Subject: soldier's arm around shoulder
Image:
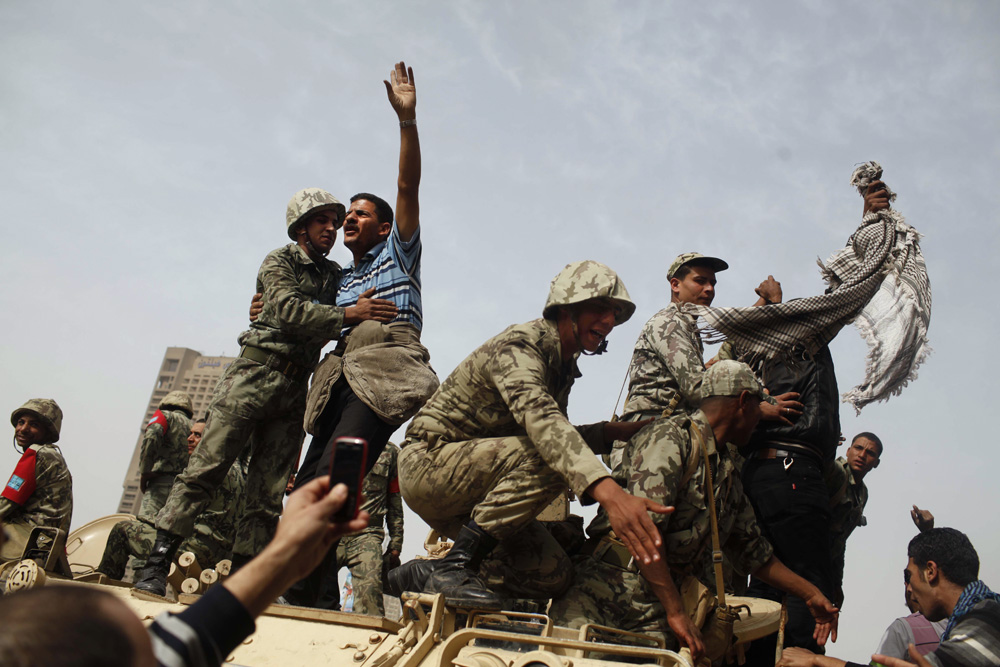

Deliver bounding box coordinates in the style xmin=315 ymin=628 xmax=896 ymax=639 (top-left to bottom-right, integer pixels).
xmin=260 ymin=248 xmax=345 ymax=340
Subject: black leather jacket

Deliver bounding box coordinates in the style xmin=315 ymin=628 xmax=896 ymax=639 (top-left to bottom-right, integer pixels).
xmin=745 ymin=345 xmax=841 ymax=462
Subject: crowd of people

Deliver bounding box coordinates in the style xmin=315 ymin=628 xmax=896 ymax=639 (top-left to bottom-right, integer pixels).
xmin=1 ymin=60 xmax=995 ymax=667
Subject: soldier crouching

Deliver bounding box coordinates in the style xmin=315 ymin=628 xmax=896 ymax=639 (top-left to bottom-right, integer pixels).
xmin=390 ymin=260 xmax=670 ymax=608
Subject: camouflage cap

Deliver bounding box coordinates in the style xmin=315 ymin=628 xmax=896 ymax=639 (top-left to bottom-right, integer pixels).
xmin=11 ymin=398 xmax=63 ymax=443
xmin=667 ymin=252 xmax=729 ymax=279
xmin=159 ymin=390 xmax=193 ymax=417
xmin=286 ymin=188 xmax=346 ymax=241
xmin=543 ymin=260 xmax=636 ymax=325
xmin=702 ymin=360 xmax=766 ymax=400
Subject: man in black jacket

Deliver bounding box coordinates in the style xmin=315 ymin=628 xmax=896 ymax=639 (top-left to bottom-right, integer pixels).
xmin=741 ymin=342 xmax=842 ymax=663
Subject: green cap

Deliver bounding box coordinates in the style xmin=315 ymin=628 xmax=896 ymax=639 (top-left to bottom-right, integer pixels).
xmin=702 ymin=360 xmax=766 ymax=400
xmin=667 ymin=252 xmax=729 ymax=279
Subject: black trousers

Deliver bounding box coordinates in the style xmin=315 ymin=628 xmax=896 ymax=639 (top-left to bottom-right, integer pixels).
xmin=741 ymin=453 xmax=834 ymax=665
xmin=286 ymin=376 xmax=397 ymax=607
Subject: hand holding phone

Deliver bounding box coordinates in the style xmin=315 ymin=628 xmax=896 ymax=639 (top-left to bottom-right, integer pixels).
xmin=328 ymin=437 xmax=368 ymax=522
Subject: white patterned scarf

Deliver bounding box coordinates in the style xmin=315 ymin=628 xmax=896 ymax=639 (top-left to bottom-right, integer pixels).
xmin=695 ymin=162 xmax=932 ymax=413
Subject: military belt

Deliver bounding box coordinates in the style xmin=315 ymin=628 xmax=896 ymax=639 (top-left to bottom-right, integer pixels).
xmin=585 ymin=534 xmax=636 ymax=572
xmin=239 ymin=346 xmax=310 ymax=383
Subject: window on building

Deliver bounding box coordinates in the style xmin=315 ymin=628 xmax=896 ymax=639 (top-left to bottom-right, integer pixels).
xmin=165 ymin=360 xmax=179 ymax=372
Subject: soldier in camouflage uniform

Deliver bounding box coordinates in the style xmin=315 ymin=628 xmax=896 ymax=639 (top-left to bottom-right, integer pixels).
xmin=137 ymin=391 xmax=193 ymax=524
xmin=391 ymin=261 xmax=671 ymax=608
xmin=135 ymin=187 xmax=398 ymax=596
xmin=294 ymin=443 xmax=404 ymax=613
xmin=550 ymin=362 xmax=839 ymax=660
xmin=610 ymin=253 xmax=795 ymax=469
xmin=825 ymin=431 xmax=881 ymax=607
xmin=97 ymin=445 xmax=248 ymax=580
xmin=1 ymin=399 xmax=73 ymax=562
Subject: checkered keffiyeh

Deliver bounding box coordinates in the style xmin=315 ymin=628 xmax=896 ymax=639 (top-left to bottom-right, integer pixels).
xmin=695 ymin=162 xmax=932 ymax=413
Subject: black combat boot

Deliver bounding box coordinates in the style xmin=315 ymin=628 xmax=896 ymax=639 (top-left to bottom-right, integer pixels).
xmin=386 ymin=557 xmax=437 ymax=597
xmin=423 ymin=523 xmax=503 ymax=609
xmin=133 ymin=531 xmax=183 ymax=595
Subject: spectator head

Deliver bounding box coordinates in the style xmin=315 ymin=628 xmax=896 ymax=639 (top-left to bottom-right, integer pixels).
xmin=667 ymin=253 xmax=728 ymax=306
xmin=187 ymin=418 xmax=207 ymax=455
xmin=846 ymin=432 xmax=882 ymax=478
xmin=905 ymin=527 xmax=980 ymax=621
xmin=0 ymin=586 xmax=154 ymax=666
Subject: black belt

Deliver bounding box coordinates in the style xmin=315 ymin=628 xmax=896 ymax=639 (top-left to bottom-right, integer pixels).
xmin=752 ymin=442 xmax=823 ymax=463
xmin=239 ymin=346 xmax=311 ymax=382
xmin=584 ymin=535 xmax=636 ymax=572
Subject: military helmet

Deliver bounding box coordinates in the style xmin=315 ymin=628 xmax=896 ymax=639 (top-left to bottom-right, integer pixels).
xmin=159 ymin=391 xmax=193 ymax=417
xmin=543 ymin=260 xmax=636 ymax=325
xmin=10 ymin=399 xmax=63 ymax=444
xmin=286 ymin=188 xmax=346 ymax=241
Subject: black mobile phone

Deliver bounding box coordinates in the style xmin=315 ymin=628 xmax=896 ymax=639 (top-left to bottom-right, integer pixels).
xmin=328 ymin=437 xmax=368 ymax=521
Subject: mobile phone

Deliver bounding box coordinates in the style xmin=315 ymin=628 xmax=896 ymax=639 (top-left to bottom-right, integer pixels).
xmin=328 ymin=437 xmax=368 ymax=521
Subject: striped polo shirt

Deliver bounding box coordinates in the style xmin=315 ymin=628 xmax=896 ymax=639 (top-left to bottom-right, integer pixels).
xmin=337 ymin=222 xmax=423 ymax=331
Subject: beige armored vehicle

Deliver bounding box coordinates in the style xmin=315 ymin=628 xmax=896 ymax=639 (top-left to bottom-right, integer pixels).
xmin=0 ymin=510 xmax=782 ymax=667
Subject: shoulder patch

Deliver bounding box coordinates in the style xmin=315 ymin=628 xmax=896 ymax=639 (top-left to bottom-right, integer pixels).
xmin=2 ymin=448 xmax=38 ymax=505
xmin=146 ymin=410 xmax=168 ymax=435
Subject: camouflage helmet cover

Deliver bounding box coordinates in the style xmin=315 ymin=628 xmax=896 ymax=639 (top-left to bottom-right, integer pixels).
xmin=286 ymin=188 xmax=346 ymax=241
xmin=543 ymin=260 xmax=636 ymax=325
xmin=159 ymin=391 xmax=193 ymax=417
xmin=10 ymin=398 xmax=63 ymax=443
xmin=702 ymin=360 xmax=767 ymax=400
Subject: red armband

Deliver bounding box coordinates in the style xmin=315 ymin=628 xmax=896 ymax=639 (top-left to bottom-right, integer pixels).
xmin=146 ymin=409 xmax=168 ymax=435
xmin=388 ymin=476 xmax=400 ymax=494
xmin=2 ymin=448 xmax=38 ymax=505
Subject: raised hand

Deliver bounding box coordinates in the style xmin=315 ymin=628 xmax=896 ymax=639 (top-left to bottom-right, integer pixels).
xmin=384 ymin=61 xmax=416 ymax=121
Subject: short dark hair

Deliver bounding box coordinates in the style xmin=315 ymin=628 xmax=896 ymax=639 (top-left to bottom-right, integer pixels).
xmin=852 ymin=431 xmax=883 ymax=456
xmin=0 ymin=587 xmax=136 ymax=666
xmin=908 ymin=527 xmax=979 ymax=587
xmin=672 ymin=259 xmax=717 ymax=282
xmin=195 ymin=418 xmax=207 ymax=425
xmin=351 ymin=193 xmax=394 ymax=225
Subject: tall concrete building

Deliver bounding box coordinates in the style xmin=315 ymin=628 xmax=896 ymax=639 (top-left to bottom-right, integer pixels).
xmin=116 ymin=347 xmax=237 ymax=514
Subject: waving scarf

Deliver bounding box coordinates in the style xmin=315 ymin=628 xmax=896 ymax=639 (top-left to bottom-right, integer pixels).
xmin=696 ymin=162 xmax=932 ymax=413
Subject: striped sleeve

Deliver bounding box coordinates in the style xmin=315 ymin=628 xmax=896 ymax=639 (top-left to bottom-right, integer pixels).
xmin=149 ymin=586 xmax=255 ymax=667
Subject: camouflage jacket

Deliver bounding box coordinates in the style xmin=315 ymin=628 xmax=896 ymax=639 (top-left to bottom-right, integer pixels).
xmin=590 ymin=411 xmax=773 ymax=589
xmin=825 ymin=456 xmax=868 ymax=588
xmin=0 ymin=444 xmax=73 ymax=535
xmin=238 ymin=243 xmax=344 ymax=370
xmin=354 ymin=443 xmax=404 ymax=552
xmin=139 ymin=408 xmax=192 ymax=476
xmin=187 ymin=455 xmax=248 ymax=565
xmin=622 ymin=303 xmax=706 ymax=422
xmin=405 ymin=318 xmax=608 ymax=498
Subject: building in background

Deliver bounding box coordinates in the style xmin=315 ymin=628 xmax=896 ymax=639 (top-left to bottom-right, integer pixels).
xmin=116 ymin=347 xmax=236 ymax=514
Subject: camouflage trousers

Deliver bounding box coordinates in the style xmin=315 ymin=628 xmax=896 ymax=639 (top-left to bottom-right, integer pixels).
xmin=336 ymin=531 xmax=385 ymax=615
xmin=156 ymin=358 xmax=307 ymax=557
xmin=549 ymin=553 xmax=676 ymax=650
xmin=399 ymin=437 xmax=572 ymax=597
xmin=97 ymin=518 xmax=228 ymax=580
xmin=137 ymin=476 xmax=175 ymax=523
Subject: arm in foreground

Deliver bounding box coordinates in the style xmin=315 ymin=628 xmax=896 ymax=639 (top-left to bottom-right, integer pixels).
xmin=636 ymin=547 xmax=705 ymax=663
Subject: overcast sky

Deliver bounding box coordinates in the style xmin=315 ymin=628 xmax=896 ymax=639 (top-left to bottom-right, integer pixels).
xmin=2 ymin=0 xmax=998 ymax=658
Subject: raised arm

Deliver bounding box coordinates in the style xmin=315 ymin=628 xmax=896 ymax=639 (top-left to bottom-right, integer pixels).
xmin=384 ymin=61 xmax=420 ymax=242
